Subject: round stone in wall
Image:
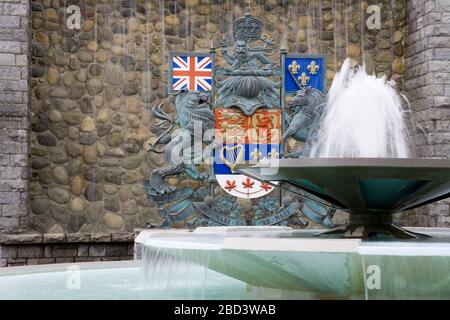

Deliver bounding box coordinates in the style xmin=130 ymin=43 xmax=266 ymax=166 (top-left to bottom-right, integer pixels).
xmin=31 ymin=197 xmax=50 ymax=215
xmin=84 ymin=183 xmax=103 ymax=201
xmin=48 ymin=187 xmax=70 ymax=204
xmin=122 ymin=199 xmax=138 ymax=215
xmin=104 ymin=196 xmax=120 ymax=213
xmin=49 ymin=147 xmax=68 ymax=164
xmin=48 ymin=110 xmax=62 ymax=122
xmin=105 ymin=63 xmax=123 ymax=85
xmin=70 ymin=175 xmax=85 ymax=195
xmin=65 ymin=142 xmax=82 ymax=157
xmin=119 ymin=186 xmax=130 ymax=202
xmin=38 ymin=132 xmax=57 ymax=147
xmin=103 ymin=213 xmax=124 ymax=230
xmin=86 ymin=78 xmax=103 ymax=95
xmin=82 ymin=146 xmax=97 ymax=164
xmin=47 ymin=224 xmax=64 ymax=234
xmin=52 ymin=165 xmax=69 ymax=185
xmin=47 ymin=67 xmax=58 ymax=85
xmin=69 ymin=197 xmax=86 ymax=213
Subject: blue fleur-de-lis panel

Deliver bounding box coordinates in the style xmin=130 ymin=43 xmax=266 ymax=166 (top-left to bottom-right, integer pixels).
xmin=284 ymin=55 xmax=326 ymax=93
xmin=214 ymin=144 xmax=281 ymax=175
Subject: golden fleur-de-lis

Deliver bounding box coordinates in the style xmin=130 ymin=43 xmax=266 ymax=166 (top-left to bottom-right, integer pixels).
xmin=260 ymin=149 xmax=279 ymax=162
xmin=250 ymin=148 xmax=263 ymax=162
xmin=298 ymin=72 xmax=310 ymax=86
xmin=288 ymin=60 xmax=301 ymax=75
xmin=268 ymin=149 xmax=279 ymax=159
xmin=307 ymin=60 xmax=320 ymax=75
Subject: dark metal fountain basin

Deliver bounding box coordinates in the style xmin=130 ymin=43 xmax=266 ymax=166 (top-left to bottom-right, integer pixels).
xmin=240 ymin=158 xmax=450 ymax=239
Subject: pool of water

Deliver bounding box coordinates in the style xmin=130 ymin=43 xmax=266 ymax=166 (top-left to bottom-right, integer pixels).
xmin=0 ymin=261 xmax=252 ymax=300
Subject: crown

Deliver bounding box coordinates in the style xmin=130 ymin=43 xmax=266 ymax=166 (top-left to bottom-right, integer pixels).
xmin=233 ymin=10 xmax=263 ymax=41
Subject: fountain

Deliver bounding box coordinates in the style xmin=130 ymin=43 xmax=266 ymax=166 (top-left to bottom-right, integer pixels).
xmin=239 ymin=58 xmax=450 ymax=239
xmin=136 ymin=57 xmax=450 ymax=299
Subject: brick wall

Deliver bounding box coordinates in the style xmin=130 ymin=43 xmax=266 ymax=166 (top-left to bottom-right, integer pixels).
xmin=0 ymin=232 xmax=134 ymax=267
xmin=401 ymin=0 xmax=450 ymax=227
xmin=0 ymin=0 xmax=30 ymax=232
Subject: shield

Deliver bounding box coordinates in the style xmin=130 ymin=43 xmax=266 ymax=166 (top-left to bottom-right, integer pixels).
xmin=214 ymin=108 xmax=281 ymax=199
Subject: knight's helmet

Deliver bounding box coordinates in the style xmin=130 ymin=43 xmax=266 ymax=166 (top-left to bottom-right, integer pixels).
xmin=232 ymin=9 xmax=263 ymax=42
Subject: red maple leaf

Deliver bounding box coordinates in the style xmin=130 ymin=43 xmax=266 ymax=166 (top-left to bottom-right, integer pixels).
xmin=242 ymin=177 xmax=255 ymax=189
xmin=225 ymin=180 xmax=237 ymax=191
xmin=260 ymin=183 xmax=272 ymax=191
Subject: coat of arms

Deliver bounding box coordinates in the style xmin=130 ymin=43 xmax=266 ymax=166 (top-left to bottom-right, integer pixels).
xmin=144 ymin=9 xmax=336 ymax=229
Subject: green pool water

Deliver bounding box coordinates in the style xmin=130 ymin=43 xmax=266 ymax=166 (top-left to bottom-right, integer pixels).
xmin=0 ymin=261 xmax=252 ymax=300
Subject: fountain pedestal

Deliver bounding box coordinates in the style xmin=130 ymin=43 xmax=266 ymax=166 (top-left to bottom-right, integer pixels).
xmin=240 ymin=158 xmax=450 ymax=239
xmin=320 ymin=214 xmax=429 ymax=239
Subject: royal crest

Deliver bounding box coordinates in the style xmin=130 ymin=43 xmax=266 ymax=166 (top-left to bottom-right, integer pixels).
xmin=233 ymin=10 xmax=263 ymax=42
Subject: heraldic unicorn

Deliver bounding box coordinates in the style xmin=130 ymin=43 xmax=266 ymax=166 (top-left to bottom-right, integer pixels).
xmin=143 ymin=9 xmax=336 ymax=228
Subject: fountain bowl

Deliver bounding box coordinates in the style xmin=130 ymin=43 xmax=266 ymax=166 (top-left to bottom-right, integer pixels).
xmin=240 ymin=158 xmax=450 ymax=238
xmin=136 ymin=226 xmax=450 ymax=299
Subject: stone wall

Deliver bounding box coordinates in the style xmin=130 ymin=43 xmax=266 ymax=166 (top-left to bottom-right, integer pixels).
xmin=399 ymin=0 xmax=450 ymax=227
xmin=0 ymin=232 xmax=134 ymax=266
xmin=28 ymin=0 xmax=408 ymax=233
xmin=1 ymin=0 xmax=448 ymax=233
xmin=0 ymin=0 xmax=30 ymax=233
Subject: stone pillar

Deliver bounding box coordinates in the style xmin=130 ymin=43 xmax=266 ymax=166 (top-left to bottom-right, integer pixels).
xmin=0 ymin=0 xmax=30 ymax=232
xmin=404 ymin=0 xmax=450 ymax=226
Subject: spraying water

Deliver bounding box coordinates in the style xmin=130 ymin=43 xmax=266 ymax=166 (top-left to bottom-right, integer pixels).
xmin=310 ymin=58 xmax=411 ymax=158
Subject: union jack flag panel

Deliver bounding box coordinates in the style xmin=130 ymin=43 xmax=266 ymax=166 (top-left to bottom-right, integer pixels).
xmin=169 ymin=53 xmax=212 ymax=93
